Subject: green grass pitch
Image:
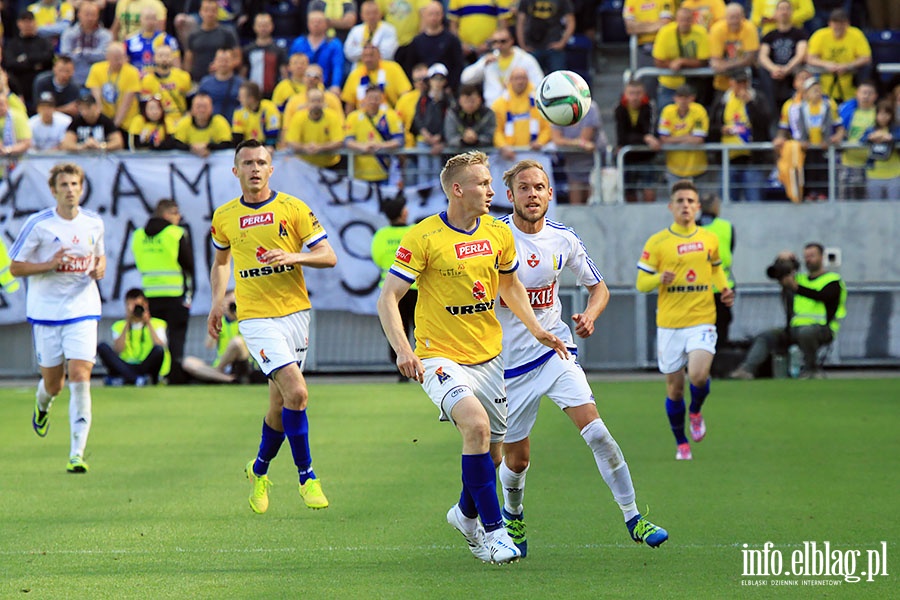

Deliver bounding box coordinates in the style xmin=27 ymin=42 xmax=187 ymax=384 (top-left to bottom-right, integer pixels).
xmin=1 ymin=377 xmax=897 ymax=599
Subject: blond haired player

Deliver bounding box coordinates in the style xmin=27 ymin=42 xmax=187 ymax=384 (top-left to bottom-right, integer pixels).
xmin=376 ymin=151 xmax=566 ymax=564
xmin=208 ymin=139 xmax=337 ymax=513
xmin=10 ymin=163 xmax=106 ymax=473
xmin=636 ymin=180 xmax=734 ymax=461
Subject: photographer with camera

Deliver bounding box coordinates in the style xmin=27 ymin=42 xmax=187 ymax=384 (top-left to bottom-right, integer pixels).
xmin=183 ymin=290 xmax=252 ymax=383
xmin=97 ymin=288 xmax=170 ymax=386
xmin=730 ymin=243 xmax=847 ymax=380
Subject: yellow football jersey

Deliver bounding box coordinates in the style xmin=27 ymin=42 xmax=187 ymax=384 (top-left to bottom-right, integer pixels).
xmin=658 ymin=102 xmax=709 ymax=177
xmin=284 ymin=107 xmax=344 ymax=167
xmin=210 ymin=191 xmax=327 ymax=320
xmin=637 ymin=225 xmax=721 ymax=329
xmin=389 ymin=212 xmax=518 ymax=365
xmin=232 ymin=99 xmax=282 ymax=143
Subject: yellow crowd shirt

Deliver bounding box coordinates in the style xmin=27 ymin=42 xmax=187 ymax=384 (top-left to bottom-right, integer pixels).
xmin=232 ymin=99 xmax=282 ymax=143
xmin=802 ymin=98 xmax=841 ymax=146
xmin=114 ymin=0 xmax=167 ymax=40
xmin=679 ymin=0 xmax=725 ymax=30
xmin=284 ymin=107 xmax=344 ymax=167
xmin=393 ymin=88 xmax=421 ymax=147
xmin=448 ymin=0 xmax=514 ymax=47
xmin=751 ymin=0 xmax=814 ymax=35
xmin=127 ymin=114 xmax=177 ymax=145
xmin=341 ymin=60 xmax=412 ymax=109
xmin=28 ymin=1 xmax=74 ymax=29
xmin=622 ymin=0 xmax=674 ymax=45
xmin=344 ymin=107 xmax=404 ymax=181
xmin=652 ymin=22 xmax=711 ymax=90
xmin=709 ymin=19 xmax=760 ymax=91
xmin=173 ymin=115 xmax=233 ymax=145
xmin=377 ymin=0 xmax=430 ymax=46
xmin=491 ymin=85 xmax=551 ymax=147
xmin=807 ymin=26 xmax=871 ymax=102
xmin=721 ymin=92 xmax=751 ymax=159
xmin=282 ymin=87 xmax=343 ymax=131
xmin=141 ymin=68 xmax=192 ymax=119
xmin=271 ymin=79 xmax=305 ymax=112
xmin=638 ymin=223 xmax=722 ymax=328
xmin=210 ymin=191 xmax=327 ymax=320
xmin=657 ymin=102 xmax=709 ymax=177
xmin=389 ymin=212 xmax=518 ymax=364
xmin=85 ymin=61 xmax=142 ymax=129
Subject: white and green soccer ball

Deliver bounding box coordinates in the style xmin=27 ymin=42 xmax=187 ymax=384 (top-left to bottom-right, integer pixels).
xmin=535 ymin=70 xmax=592 ymax=127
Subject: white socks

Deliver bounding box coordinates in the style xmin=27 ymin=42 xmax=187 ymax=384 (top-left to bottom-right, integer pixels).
xmin=499 ymin=460 xmax=528 ymax=515
xmin=36 ymin=379 xmax=54 ymax=412
xmin=68 ymin=381 xmax=92 ymax=458
xmin=580 ymin=418 xmax=639 ymax=522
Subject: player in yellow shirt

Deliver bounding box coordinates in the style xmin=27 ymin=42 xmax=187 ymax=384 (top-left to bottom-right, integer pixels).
xmin=283 ymin=88 xmax=345 ymax=168
xmin=636 ymin=180 xmax=733 ymax=461
xmin=280 ymin=64 xmax=343 ymax=135
xmin=708 ymin=3 xmax=759 ymax=93
xmin=85 ymin=43 xmax=142 ymax=130
xmin=344 ymin=85 xmax=404 ymax=183
xmin=140 ymin=46 xmax=192 ymax=120
xmin=209 ymin=139 xmax=338 ymax=514
xmin=652 ymin=7 xmax=710 ymax=108
xmin=376 ymin=150 xmax=565 ymax=563
xmin=806 ymin=9 xmax=872 ymax=104
xmin=271 ymin=53 xmax=309 ymax=112
xmin=752 ymin=0 xmax=813 ymax=35
xmin=679 ymin=0 xmax=725 ymax=30
xmin=657 ymin=85 xmax=709 ymax=189
xmin=232 ymin=81 xmax=281 ymax=146
xmin=341 ymin=44 xmax=412 ymax=112
xmin=492 ymin=67 xmax=551 ymax=161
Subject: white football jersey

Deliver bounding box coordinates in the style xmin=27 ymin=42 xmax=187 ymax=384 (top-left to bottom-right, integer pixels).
xmin=9 ymin=207 xmax=105 ymax=324
xmin=497 ymin=215 xmax=603 ymax=375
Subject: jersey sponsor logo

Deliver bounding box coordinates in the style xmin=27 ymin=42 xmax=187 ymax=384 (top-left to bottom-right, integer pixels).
xmin=454 ymin=239 xmax=493 ymax=260
xmin=445 ymin=300 xmax=495 ymax=315
xmin=238 ymin=264 xmax=296 ymax=278
xmin=395 ymin=246 xmax=412 ymax=263
xmin=686 ymin=269 xmax=697 ymax=282
xmin=677 ymin=241 xmax=705 ymax=255
xmin=279 ymin=220 xmax=289 ymax=237
xmin=498 ymin=284 xmax=555 ymax=309
xmin=309 ymin=211 xmax=320 ymax=229
xmin=435 ymin=366 xmax=451 ymax=384
xmin=210 ymin=225 xmax=216 ymax=236
xmin=493 ymin=396 xmax=507 ymax=404
xmin=472 ymin=280 xmax=486 ymax=300
xmin=56 ymin=255 xmax=93 ymax=273
xmin=641 ymin=250 xmax=650 ymax=260
xmin=665 ymin=284 xmax=709 ymax=293
xmin=527 ymin=253 xmax=540 ymax=268
xmin=72 ymin=235 xmax=80 ymax=244
xmin=240 ymin=212 xmax=275 ymax=229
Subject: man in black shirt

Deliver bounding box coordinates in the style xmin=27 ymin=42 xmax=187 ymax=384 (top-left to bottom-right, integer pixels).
xmin=32 ymin=55 xmax=81 ymax=117
xmin=4 ymin=10 xmax=54 ymax=109
xmin=759 ymin=0 xmax=809 ymax=119
xmin=184 ymin=0 xmax=239 ymax=82
xmin=61 ymin=93 xmax=124 ymax=151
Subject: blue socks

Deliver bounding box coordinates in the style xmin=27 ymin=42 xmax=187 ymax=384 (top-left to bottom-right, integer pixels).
xmin=461 ymin=452 xmax=503 ymax=532
xmin=665 ymin=398 xmax=688 ymax=445
xmin=283 ymin=407 xmax=315 ymax=484
xmin=689 ymin=379 xmax=710 ymax=415
xmin=458 ymin=485 xmax=478 ymax=520
xmin=253 ymin=419 xmax=285 ymax=476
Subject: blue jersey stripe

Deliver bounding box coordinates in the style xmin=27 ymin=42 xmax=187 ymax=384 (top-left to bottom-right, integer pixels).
xmin=9 ymin=209 xmax=55 ymax=258
xmin=451 ymin=5 xmax=501 ymax=17
xmin=29 ymin=315 xmax=101 ymax=326
xmin=504 ymin=347 xmax=578 ymax=378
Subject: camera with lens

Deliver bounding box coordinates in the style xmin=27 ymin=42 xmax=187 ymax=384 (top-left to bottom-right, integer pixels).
xmin=132 ymin=304 xmax=145 ymax=318
xmin=766 ymin=256 xmax=800 ymax=280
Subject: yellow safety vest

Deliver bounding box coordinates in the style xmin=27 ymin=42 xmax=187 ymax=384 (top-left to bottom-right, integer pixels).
xmin=111 ymin=317 xmax=172 ymax=376
xmin=131 ymin=225 xmax=185 ymax=298
xmin=701 ymin=217 xmax=734 ymax=290
xmin=791 ymin=272 xmax=847 ymax=335
xmin=0 ymin=238 xmax=20 ymax=293
xmin=371 ymin=224 xmax=415 ymax=289
xmin=213 ymin=316 xmax=240 ymax=368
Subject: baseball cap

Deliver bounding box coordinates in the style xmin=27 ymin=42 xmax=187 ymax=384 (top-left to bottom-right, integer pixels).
xmin=37 ymin=91 xmax=56 ymax=106
xmin=427 ymin=63 xmax=449 ymax=79
xmin=78 ymin=91 xmax=97 ymax=104
xmin=802 ymin=77 xmax=820 ymax=92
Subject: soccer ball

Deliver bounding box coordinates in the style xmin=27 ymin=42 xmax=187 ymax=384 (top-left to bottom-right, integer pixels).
xmin=535 ymin=70 xmax=592 ymax=127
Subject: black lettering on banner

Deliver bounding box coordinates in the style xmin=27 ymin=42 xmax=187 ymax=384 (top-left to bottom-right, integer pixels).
xmin=338 ymin=219 xmax=380 ymax=296
xmin=0 ymin=169 xmax=34 ymax=220
xmin=111 ymin=162 xmax=151 ymax=216
xmin=112 ymin=220 xmax=140 ymax=302
xmin=169 ymin=161 xmax=214 ymax=220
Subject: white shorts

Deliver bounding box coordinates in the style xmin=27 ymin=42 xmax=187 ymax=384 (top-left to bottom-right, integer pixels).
xmin=32 ymin=319 xmax=98 ymax=368
xmin=657 ymin=324 xmax=717 ymax=374
xmin=420 ymin=356 xmax=507 ymax=443
xmin=238 ymin=310 xmax=310 ymax=377
xmin=505 ymin=353 xmax=594 ymax=444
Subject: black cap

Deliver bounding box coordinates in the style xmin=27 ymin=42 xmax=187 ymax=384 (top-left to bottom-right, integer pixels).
xmin=37 ymin=91 xmax=56 ymax=106
xmin=728 ymin=68 xmax=750 ymax=82
xmin=78 ymin=91 xmax=97 ymax=104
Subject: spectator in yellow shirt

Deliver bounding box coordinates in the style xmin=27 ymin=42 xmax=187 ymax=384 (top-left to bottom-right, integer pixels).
xmin=394 ymin=63 xmax=430 ymax=148
xmin=85 ymin=42 xmax=142 ymax=131
xmin=344 ymin=85 xmax=404 ymax=183
xmin=657 ymin=84 xmax=709 ymax=190
xmin=751 ymin=0 xmax=813 ymax=36
xmin=806 ymin=9 xmax=871 ymax=105
xmin=623 ymin=0 xmax=673 ymax=101
xmin=173 ymin=92 xmax=233 ymax=157
xmin=652 ymin=7 xmax=711 ymax=110
xmin=140 ymin=45 xmax=192 ymax=121
xmin=341 ymin=44 xmax=412 ymax=113
xmin=679 ymin=0 xmax=726 ymax=30
xmin=271 ymin=52 xmax=309 ymax=112
xmin=283 ymin=88 xmax=345 ymax=168
xmin=492 ymin=67 xmax=551 ymax=161
xmin=708 ymin=3 xmax=759 ymax=96
xmin=232 ymin=81 xmax=281 ymax=147
xmin=281 ymin=64 xmax=344 ymax=136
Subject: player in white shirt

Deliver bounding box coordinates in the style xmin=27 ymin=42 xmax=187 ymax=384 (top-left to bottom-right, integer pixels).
xmin=495 ymin=159 xmax=668 ymax=556
xmin=9 ymin=163 xmax=106 ymax=474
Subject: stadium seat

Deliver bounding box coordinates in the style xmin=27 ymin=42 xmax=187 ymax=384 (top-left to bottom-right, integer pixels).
xmin=598 ymin=0 xmax=628 ymax=44
xmin=566 ymin=34 xmax=594 ymax=85
xmin=866 ymin=30 xmax=900 ymax=84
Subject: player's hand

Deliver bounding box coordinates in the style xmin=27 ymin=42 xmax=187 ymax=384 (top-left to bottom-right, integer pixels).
xmin=47 ymin=248 xmax=68 ymax=271
xmin=207 ymin=308 xmax=224 ymax=340
xmin=659 ymin=270 xmax=676 ymax=285
xmin=572 ymin=313 xmax=595 ymax=338
xmin=537 ymin=330 xmax=569 ymax=360
xmin=721 ymin=287 xmax=735 ymax=307
xmin=260 ymin=248 xmax=297 ymax=266
xmin=396 ymin=350 xmax=424 ymax=383
xmin=88 ymin=258 xmax=105 ymax=280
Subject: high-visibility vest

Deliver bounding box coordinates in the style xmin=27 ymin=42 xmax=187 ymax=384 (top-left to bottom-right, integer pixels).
xmin=791 ymin=272 xmax=847 ymax=335
xmin=111 ymin=317 xmax=172 ymax=376
xmin=0 ymin=238 xmax=20 ymax=293
xmin=213 ymin=316 xmax=240 ymax=368
xmin=701 ymin=217 xmax=734 ymax=290
xmin=131 ymin=225 xmax=185 ymax=298
xmin=370 ymin=223 xmax=416 ymax=289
